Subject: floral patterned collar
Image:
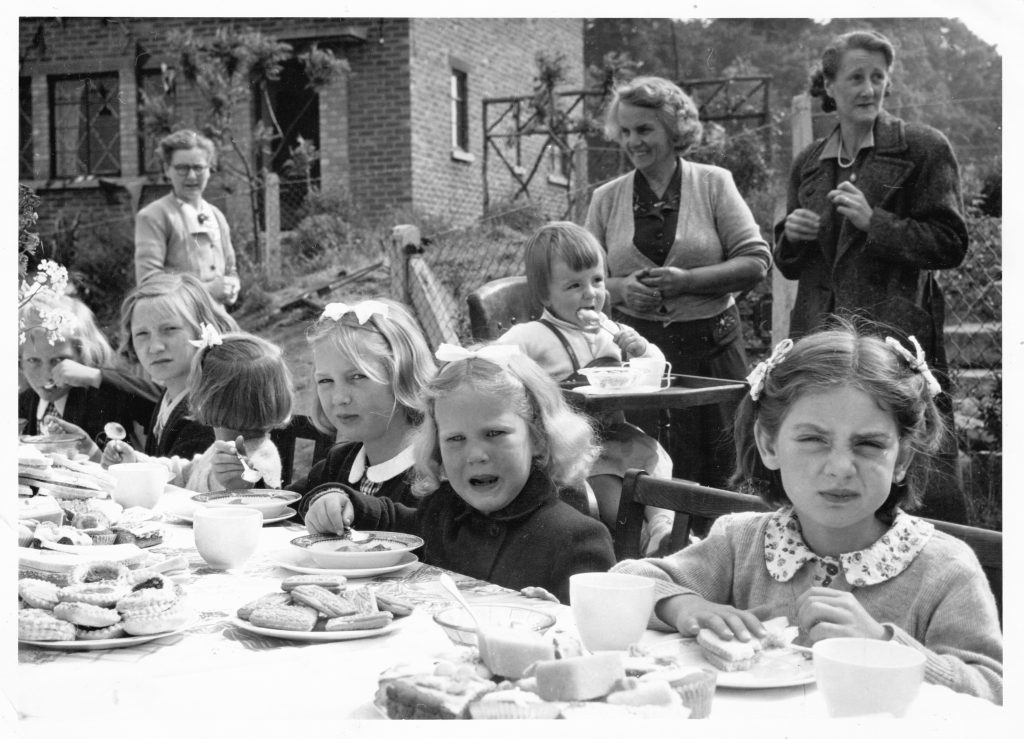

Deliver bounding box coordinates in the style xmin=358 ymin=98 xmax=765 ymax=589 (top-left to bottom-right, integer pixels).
xmin=764 ymin=507 xmax=934 ymax=587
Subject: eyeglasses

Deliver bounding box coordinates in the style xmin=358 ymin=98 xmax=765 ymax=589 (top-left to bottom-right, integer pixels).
xmin=171 ymin=164 xmax=209 ymax=176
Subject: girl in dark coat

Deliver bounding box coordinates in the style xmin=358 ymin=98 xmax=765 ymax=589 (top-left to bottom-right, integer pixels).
xmin=302 ymin=344 xmax=615 ymax=604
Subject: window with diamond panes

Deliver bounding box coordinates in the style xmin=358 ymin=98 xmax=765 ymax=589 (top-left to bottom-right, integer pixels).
xmin=20 ymin=77 xmax=33 ymax=180
xmin=50 ymin=74 xmax=121 ymax=177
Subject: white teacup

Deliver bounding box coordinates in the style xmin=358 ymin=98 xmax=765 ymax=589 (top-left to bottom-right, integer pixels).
xmin=814 ymin=637 xmax=926 ymax=717
xmin=569 ymin=572 xmax=655 ymax=651
xmin=108 ymin=462 xmax=167 ymax=509
xmin=628 ymin=357 xmax=672 ymax=390
xmin=193 ymin=507 xmax=263 ymax=570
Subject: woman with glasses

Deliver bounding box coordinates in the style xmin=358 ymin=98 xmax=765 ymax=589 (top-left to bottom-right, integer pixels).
xmin=134 ymin=129 xmax=240 ymax=306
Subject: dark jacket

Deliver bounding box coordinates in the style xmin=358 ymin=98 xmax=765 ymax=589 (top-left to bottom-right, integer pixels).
xmin=19 ymin=369 xmax=159 ymax=445
xmin=774 ymin=112 xmax=968 ymax=371
xmin=144 ymin=394 xmax=213 ymax=460
xmin=337 ymin=467 xmax=615 ymax=603
xmin=291 ymin=441 xmax=419 ymax=518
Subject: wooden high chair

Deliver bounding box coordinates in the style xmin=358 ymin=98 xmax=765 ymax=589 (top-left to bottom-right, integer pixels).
xmin=466 ymin=276 xmax=543 ymax=341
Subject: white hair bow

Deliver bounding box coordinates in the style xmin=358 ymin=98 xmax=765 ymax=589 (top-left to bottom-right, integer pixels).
xmin=435 ymin=343 xmax=521 ymax=367
xmin=885 ymin=336 xmax=942 ymax=397
xmin=321 ymin=300 xmax=390 ymax=324
xmin=188 ymin=322 xmax=223 ymax=349
xmin=745 ymin=338 xmax=794 ymax=401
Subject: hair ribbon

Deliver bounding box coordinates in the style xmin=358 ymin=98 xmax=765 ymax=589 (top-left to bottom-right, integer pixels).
xmin=188 ymin=322 xmax=223 ymax=349
xmin=321 ymin=300 xmax=390 ymax=324
xmin=885 ymin=336 xmax=941 ymax=397
xmin=745 ymin=338 xmax=794 ymax=401
xmin=435 ymin=343 xmax=521 ymax=367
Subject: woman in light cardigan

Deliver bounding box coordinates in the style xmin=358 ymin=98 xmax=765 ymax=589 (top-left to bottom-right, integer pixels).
xmin=585 ymin=76 xmax=771 ymax=488
xmin=134 ymin=129 xmax=239 ymax=306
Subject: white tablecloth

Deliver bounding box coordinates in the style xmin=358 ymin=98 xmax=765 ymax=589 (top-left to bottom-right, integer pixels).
xmin=11 ymin=489 xmax=1003 ymax=730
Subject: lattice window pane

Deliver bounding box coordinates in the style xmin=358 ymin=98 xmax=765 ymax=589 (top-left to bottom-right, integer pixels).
xmin=51 ymin=74 xmax=120 ymax=177
xmin=20 ymin=77 xmax=33 ymax=180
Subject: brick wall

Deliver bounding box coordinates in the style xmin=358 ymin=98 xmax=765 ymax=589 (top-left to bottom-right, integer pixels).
xmin=408 ymin=18 xmax=584 ymax=228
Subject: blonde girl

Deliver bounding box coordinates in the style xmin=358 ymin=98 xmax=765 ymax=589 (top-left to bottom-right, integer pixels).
xmin=307 ymin=344 xmax=616 ymax=604
xmin=102 ymin=272 xmax=238 ymax=463
xmin=612 ymin=323 xmax=1002 ymax=702
xmin=110 ymin=330 xmax=293 ymax=492
xmin=19 ymin=292 xmax=158 ymax=456
xmin=289 ymin=298 xmax=437 ymax=528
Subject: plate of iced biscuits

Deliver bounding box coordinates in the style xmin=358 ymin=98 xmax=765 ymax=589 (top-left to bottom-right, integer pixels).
xmin=231 ymin=574 xmax=414 ymax=642
xmin=18 ymin=562 xmax=190 ymax=651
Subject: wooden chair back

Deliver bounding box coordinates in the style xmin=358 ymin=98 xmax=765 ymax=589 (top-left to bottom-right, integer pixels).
xmin=466 ymin=276 xmax=543 ymax=341
xmin=270 ymin=414 xmax=336 ymax=487
xmin=614 ymin=469 xmax=1003 ymax=622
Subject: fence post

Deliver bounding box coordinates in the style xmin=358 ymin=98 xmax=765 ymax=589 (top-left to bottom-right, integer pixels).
xmin=771 ymin=94 xmax=810 ymax=344
xmin=389 ymin=224 xmax=419 ymax=304
xmin=264 ymin=173 xmax=281 ymax=274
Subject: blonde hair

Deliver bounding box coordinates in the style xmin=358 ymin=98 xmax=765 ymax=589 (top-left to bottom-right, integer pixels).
xmin=603 ymin=76 xmax=703 ymax=154
xmin=524 ymin=221 xmax=606 ymax=306
xmin=412 ymin=348 xmax=599 ymax=496
xmin=119 ymin=272 xmax=238 ymax=364
xmin=20 ymin=292 xmax=115 ymax=368
xmin=305 ymin=298 xmax=436 ymax=436
xmin=188 ymin=332 xmax=293 ymax=436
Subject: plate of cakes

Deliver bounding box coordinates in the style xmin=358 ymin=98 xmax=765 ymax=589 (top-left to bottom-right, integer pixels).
xmin=231 ymin=575 xmax=415 ymax=642
xmin=18 ymin=562 xmax=190 ymax=650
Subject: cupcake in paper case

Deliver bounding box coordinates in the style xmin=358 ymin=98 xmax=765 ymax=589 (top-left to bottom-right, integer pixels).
xmin=641 ymin=667 xmax=717 ymax=719
xmin=468 ymin=688 xmax=564 ymax=720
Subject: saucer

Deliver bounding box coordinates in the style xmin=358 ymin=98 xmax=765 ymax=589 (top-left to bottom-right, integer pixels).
xmin=165 ymin=507 xmax=297 ymax=526
xmin=269 ymin=547 xmax=418 ymax=578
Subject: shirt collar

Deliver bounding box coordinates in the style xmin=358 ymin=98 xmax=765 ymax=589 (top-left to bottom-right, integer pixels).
xmin=763 ymin=507 xmax=934 ymax=587
xmin=819 ymin=126 xmax=876 ymax=162
xmin=348 ymin=444 xmax=416 ymax=484
xmin=37 ymin=394 xmax=68 ymax=420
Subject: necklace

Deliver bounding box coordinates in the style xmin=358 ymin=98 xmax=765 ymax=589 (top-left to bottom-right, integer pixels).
xmin=837 ymin=132 xmax=857 ymax=169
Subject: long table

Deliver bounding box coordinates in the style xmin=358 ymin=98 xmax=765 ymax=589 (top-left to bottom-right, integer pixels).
xmin=12 ymin=492 xmax=1003 ymax=729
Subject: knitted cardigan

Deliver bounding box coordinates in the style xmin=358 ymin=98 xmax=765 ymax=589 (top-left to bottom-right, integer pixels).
xmin=612 ymin=511 xmax=1002 ymax=703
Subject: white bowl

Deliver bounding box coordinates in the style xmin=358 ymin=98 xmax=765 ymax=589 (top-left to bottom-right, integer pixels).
xmin=577 ymin=366 xmax=640 ymax=391
xmin=813 ymin=637 xmax=926 ymax=717
xmin=192 ymin=489 xmax=301 ymax=518
xmin=290 ymin=531 xmax=423 ymax=569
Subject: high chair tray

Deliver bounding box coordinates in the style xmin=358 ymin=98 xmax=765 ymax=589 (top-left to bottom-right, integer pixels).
xmin=562 ymin=374 xmax=746 ymax=413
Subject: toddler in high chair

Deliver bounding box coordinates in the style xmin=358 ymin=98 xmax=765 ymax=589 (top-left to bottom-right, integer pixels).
xmin=496 ymin=221 xmax=674 ymax=553
xmin=103 ymin=328 xmax=293 ymax=493
xmin=612 ymin=321 xmax=1002 ymax=703
xmin=302 ymin=344 xmax=615 ymax=604
xmin=284 ymin=298 xmax=437 ymax=520
xmin=19 ymin=291 xmax=160 ymax=459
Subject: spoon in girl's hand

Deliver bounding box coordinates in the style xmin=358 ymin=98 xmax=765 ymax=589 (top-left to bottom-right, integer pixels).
xmin=232 ymin=438 xmax=262 ymax=484
xmin=576 ymin=308 xmax=618 ymax=336
xmin=103 ymin=422 xmax=127 ymax=442
xmin=439 ymin=572 xmax=483 ymax=633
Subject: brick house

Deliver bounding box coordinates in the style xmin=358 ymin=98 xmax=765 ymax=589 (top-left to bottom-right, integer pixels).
xmin=18 ymin=17 xmax=585 ymax=261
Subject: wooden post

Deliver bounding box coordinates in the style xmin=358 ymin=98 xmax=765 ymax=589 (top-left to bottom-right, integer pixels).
xmin=264 ymin=173 xmax=281 ymax=274
xmin=771 ymin=94 xmax=811 ymax=344
xmin=389 ymin=224 xmax=420 ymax=304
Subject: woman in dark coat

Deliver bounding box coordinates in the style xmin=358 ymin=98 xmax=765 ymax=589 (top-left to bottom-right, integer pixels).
xmin=776 ymin=29 xmax=969 ymax=522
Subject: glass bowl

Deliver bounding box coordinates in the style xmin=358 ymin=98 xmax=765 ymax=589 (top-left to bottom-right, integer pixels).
xmin=577 ymin=366 xmax=640 ymax=391
xmin=432 ymin=603 xmax=557 ymax=647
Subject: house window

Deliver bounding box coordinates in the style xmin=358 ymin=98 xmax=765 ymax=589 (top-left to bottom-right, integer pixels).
xmin=450 ymin=68 xmax=469 ymax=154
xmin=20 ymin=77 xmax=33 ymax=180
xmin=50 ymin=73 xmax=121 ymax=177
xmin=138 ymin=68 xmax=175 ymax=174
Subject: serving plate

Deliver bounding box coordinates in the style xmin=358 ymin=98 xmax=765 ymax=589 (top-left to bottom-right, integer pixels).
xmin=269 ymin=547 xmax=418 ymax=578
xmin=290 ymin=531 xmax=423 ymax=569
xmin=231 ymin=617 xmax=398 ymax=642
xmin=165 ymin=506 xmax=297 ymax=526
xmin=192 ymin=489 xmax=301 ymax=517
xmin=651 ymin=637 xmax=815 ymax=689
xmin=19 ymin=625 xmax=188 ymax=651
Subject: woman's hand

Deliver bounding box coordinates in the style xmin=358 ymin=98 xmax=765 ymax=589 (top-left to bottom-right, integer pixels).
xmin=102 ymin=439 xmax=136 ymax=468
xmin=51 ymin=360 xmax=102 ymax=389
xmin=619 ymin=270 xmax=662 ymax=314
xmin=796 ymin=587 xmax=887 ymax=642
xmin=784 ymin=208 xmax=822 ymax=242
xmin=638 ymin=266 xmax=690 ymax=300
xmin=614 ymin=325 xmax=649 ymax=358
xmin=828 ymin=181 xmax=872 ymax=232
xmin=46 ymin=418 xmax=101 ymax=461
xmin=305 ymin=490 xmax=355 ymax=536
xmin=659 ymin=593 xmax=767 ymax=642
xmin=211 ymin=437 xmax=250 ymax=490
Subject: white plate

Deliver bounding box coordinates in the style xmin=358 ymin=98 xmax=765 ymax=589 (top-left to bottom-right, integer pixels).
xmin=269 ymin=547 xmax=418 ymax=578
xmin=19 ymin=625 xmax=187 ymax=651
xmin=651 ymin=637 xmax=815 ymax=689
xmin=231 ymin=617 xmax=398 ymax=642
xmin=165 ymin=506 xmax=297 ymax=526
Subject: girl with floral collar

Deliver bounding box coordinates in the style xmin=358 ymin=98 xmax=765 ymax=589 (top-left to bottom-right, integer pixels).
xmin=612 ymin=322 xmax=1002 ymax=703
